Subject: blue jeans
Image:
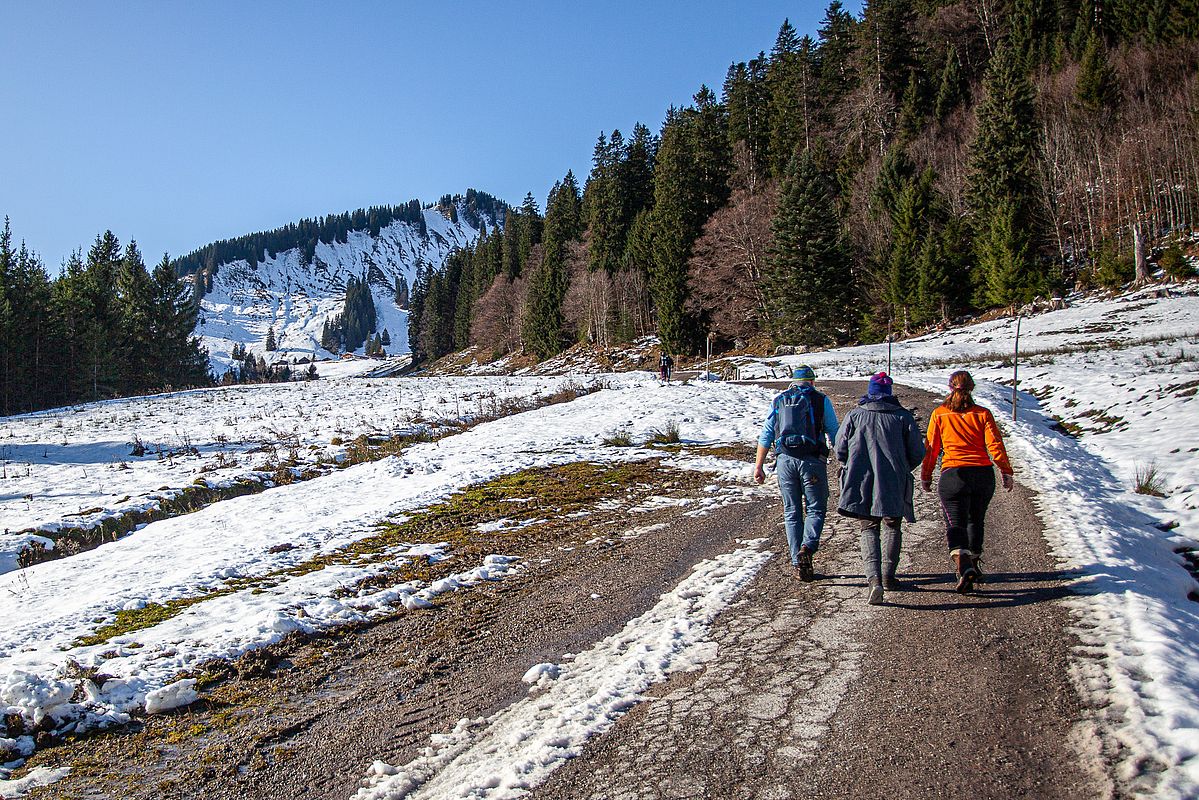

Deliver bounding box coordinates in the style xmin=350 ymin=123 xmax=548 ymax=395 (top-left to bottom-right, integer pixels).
xmin=776 ymin=454 xmax=828 ymax=564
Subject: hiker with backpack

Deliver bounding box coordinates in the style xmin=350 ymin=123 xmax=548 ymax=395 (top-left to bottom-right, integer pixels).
xmin=753 ymin=365 xmax=839 ymax=581
xmin=834 ymin=372 xmax=925 ymax=605
xmin=920 ymin=370 xmax=1014 ymax=593
xmin=659 ymin=352 xmax=674 ymax=383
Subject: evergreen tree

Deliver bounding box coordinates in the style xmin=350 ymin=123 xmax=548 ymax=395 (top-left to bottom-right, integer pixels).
xmin=967 ymin=42 xmax=1044 ymax=305
xmin=523 ymin=173 xmax=582 ymax=359
xmin=0 ymin=218 xmax=16 ymax=414
xmin=895 ymin=70 xmax=928 ymax=140
xmin=859 ymin=0 xmax=920 ymax=106
xmin=407 ymin=264 xmax=428 ymax=361
xmin=872 ymin=145 xmax=916 ymax=223
xmin=768 ymin=22 xmax=820 ymax=175
xmin=623 ymin=208 xmax=655 ymax=276
xmin=517 ymin=192 xmax=543 ymax=269
xmin=116 ymin=240 xmax=155 ymax=394
xmin=766 ymin=149 xmax=853 ymax=346
xmin=265 ymin=325 xmax=277 ymax=351
xmin=451 ymin=249 xmax=476 ymax=349
xmin=1075 ymin=30 xmax=1120 ymax=114
xmin=934 ymin=46 xmax=964 ymax=121
xmin=394 ymin=274 xmax=409 ymax=308
xmin=417 ymin=270 xmax=452 ymax=359
xmin=622 ymin=124 xmax=658 ymax=220
xmin=724 ymin=57 xmax=771 ymax=185
xmin=586 ymin=131 xmax=625 ymax=273
xmin=501 ymin=209 xmax=522 ymax=278
xmin=646 ymin=90 xmax=732 ymax=352
xmin=817 ymin=1 xmax=859 ymax=105
xmin=22 ymin=247 xmax=60 ymax=410
xmin=977 ymin=198 xmax=1038 ymax=307
xmin=917 ymin=216 xmax=971 ymax=322
xmin=82 ymin=231 xmax=124 ymax=398
xmin=884 ymin=169 xmax=937 ymax=327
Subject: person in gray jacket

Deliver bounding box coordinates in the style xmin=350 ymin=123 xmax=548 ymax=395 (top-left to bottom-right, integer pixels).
xmin=834 ymin=372 xmax=926 ymax=604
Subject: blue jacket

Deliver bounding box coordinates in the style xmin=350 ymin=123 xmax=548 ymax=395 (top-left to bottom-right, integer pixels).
xmin=759 ymin=384 xmax=839 ymax=456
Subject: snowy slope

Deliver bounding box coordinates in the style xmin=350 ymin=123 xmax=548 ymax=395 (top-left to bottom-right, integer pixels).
xmin=3 ymin=286 xmax=1199 ymax=798
xmin=196 ymin=200 xmax=497 ymax=376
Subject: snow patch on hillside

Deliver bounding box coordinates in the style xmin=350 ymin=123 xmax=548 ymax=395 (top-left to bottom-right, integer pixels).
xmin=196 ymin=202 xmax=495 ymax=376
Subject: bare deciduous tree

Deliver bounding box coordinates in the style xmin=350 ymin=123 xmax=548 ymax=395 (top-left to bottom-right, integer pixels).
xmin=686 ymin=185 xmax=778 ymax=343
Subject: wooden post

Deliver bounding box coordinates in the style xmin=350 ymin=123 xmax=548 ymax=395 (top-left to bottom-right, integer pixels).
xmin=1012 ymin=314 xmax=1022 ymax=421
xmin=706 ymin=332 xmax=713 ymax=382
xmin=886 ymin=318 xmax=893 ymax=375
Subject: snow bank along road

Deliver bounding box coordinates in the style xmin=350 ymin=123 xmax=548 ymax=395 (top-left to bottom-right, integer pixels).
xmin=6 ymin=381 xmax=1139 ymax=799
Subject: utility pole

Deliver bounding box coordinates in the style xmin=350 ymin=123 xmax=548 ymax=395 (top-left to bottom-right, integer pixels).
xmin=1012 ymin=315 xmax=1022 ymax=421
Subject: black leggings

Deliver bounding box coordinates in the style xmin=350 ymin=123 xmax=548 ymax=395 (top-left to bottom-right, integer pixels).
xmin=938 ymin=466 xmax=996 ymax=554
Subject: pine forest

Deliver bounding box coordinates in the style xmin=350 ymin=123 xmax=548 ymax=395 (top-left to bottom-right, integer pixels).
xmin=0 ymin=222 xmax=210 ymax=416
xmin=409 ymin=0 xmax=1199 ymax=365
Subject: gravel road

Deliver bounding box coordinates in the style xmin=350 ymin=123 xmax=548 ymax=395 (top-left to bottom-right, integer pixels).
xmin=26 ymin=381 xmax=1110 ymax=800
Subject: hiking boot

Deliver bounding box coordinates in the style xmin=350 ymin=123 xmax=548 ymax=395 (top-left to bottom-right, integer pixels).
xmin=971 ymin=554 xmax=984 ymax=585
xmin=867 ymin=578 xmax=884 ymax=605
xmin=952 ymin=550 xmax=978 ymax=594
xmin=797 ymin=546 xmax=814 ymax=582
xmin=882 ymin=574 xmax=904 ymax=591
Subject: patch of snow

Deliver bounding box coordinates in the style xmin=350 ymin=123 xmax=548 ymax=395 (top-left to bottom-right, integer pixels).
xmin=354 ymin=540 xmax=771 ymax=800
xmin=0 ymin=766 xmax=71 ymax=797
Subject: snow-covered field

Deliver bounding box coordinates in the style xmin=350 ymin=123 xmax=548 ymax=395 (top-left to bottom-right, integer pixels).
xmin=0 ymin=369 xmax=606 ymax=573
xmin=0 ymin=370 xmax=772 ymax=795
xmin=2 ymin=285 xmax=1198 ymax=798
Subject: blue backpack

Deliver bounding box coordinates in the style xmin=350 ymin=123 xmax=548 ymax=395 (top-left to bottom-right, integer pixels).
xmin=773 ymin=386 xmax=828 ymax=458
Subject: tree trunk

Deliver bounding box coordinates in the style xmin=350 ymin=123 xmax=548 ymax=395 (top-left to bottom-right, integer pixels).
xmin=1133 ymin=221 xmax=1149 ymax=285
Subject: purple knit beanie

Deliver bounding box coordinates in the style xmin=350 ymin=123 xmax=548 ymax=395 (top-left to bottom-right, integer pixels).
xmin=868 ymin=371 xmax=893 ymax=395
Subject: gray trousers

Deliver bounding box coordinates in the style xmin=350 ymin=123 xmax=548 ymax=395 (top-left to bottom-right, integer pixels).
xmin=858 ymin=517 xmax=902 ymax=584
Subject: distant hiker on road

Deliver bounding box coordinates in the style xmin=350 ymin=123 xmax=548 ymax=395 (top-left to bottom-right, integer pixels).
xmin=920 ymin=370 xmax=1014 ymax=593
xmin=834 ymin=372 xmax=925 ymax=605
xmin=754 ymin=365 xmax=839 ymax=581
xmin=659 ymin=352 xmax=674 ymax=383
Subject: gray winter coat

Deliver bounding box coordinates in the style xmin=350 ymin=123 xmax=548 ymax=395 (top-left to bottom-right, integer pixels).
xmin=835 ymin=396 xmax=926 ymax=522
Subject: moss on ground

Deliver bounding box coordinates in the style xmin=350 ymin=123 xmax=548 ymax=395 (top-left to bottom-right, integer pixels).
xmin=75 ymin=589 xmax=236 ymax=647
xmin=71 ymin=455 xmax=717 ymax=648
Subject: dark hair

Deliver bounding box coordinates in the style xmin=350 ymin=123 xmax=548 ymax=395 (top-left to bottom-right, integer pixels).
xmin=944 ymin=370 xmax=975 ymax=413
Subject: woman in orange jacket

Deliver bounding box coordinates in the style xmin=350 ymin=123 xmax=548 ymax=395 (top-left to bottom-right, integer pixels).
xmin=920 ymin=371 xmax=1014 ymax=593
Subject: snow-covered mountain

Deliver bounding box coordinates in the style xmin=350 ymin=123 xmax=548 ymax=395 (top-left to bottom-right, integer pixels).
xmin=194 ymin=198 xmax=500 ymax=376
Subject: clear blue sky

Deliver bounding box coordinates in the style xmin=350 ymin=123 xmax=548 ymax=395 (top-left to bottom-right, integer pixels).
xmin=1 ymin=1 xmax=860 ymax=270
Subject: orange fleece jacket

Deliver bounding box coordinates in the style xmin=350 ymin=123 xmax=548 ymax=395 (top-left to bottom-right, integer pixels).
xmin=921 ymin=404 xmax=1013 ymax=482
